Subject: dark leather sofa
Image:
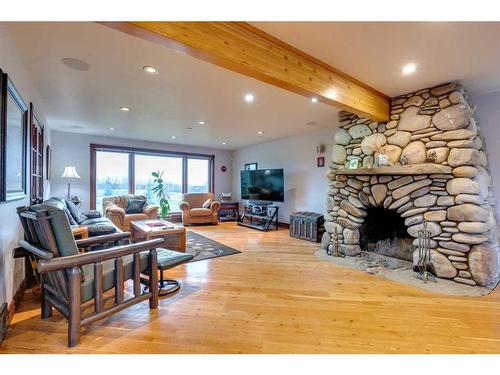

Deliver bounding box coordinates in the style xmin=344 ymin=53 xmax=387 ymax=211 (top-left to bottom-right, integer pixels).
xmin=42 ymin=197 xmax=121 ymax=237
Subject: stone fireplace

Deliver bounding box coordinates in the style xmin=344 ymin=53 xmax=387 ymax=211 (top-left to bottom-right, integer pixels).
xmin=323 ymin=82 xmax=500 ymax=288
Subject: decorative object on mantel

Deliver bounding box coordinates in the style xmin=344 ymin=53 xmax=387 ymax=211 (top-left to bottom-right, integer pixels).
xmin=316 ymin=144 xmax=325 ymax=154
xmin=317 ymin=156 xmax=325 ymax=168
xmin=323 ymin=82 xmax=499 ymax=289
xmin=61 ymin=166 xmax=80 ymax=199
xmin=348 ymin=159 xmax=359 ymax=169
xmin=413 ymin=220 xmax=436 ymax=283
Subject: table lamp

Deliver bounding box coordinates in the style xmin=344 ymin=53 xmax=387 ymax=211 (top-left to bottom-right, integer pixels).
xmin=61 ymin=166 xmax=80 ymax=199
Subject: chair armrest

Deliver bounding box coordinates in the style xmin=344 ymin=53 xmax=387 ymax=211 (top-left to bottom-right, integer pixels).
xmin=18 ymin=240 xmax=54 ymax=261
xmin=38 ymin=238 xmax=163 ymax=273
xmin=179 ymin=201 xmax=190 ymax=212
xmin=75 ymin=231 xmax=131 ymax=248
xmin=144 ymin=205 xmax=159 ymax=215
xmin=82 ymin=210 xmax=102 ymax=219
xmin=210 ymin=200 xmax=221 ymax=212
xmin=106 ymin=204 xmax=126 ymax=217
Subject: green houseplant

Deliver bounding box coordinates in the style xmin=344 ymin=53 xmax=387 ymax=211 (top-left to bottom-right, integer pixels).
xmin=151 ymin=171 xmax=171 ymax=219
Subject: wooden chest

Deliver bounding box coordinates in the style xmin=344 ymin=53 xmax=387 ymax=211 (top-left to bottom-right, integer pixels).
xmin=289 ymin=211 xmax=325 ymax=242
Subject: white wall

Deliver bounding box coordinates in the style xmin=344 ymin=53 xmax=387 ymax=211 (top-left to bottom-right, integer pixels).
xmin=50 ymin=131 xmax=234 ymax=211
xmin=473 ymin=91 xmax=500 ymax=220
xmin=232 ymin=126 xmax=335 ymax=223
xmin=0 ymin=25 xmax=50 ymax=306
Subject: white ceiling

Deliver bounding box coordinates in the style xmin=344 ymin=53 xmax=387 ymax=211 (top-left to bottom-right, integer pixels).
xmin=6 ymin=22 xmax=500 ymax=151
xmin=5 ymin=22 xmax=338 ymax=150
xmin=252 ymin=22 xmax=500 ymax=97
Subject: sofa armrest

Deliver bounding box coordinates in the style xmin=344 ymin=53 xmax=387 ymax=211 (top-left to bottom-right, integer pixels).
xmin=210 ymin=200 xmax=221 ymax=212
xmin=106 ymin=204 xmax=126 ymax=218
xmin=82 ymin=210 xmax=102 ymax=219
xmin=144 ymin=204 xmax=159 ymax=217
xmin=179 ymin=201 xmax=190 ymax=212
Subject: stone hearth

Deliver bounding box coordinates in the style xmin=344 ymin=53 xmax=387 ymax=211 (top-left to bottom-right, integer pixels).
xmin=322 ymin=82 xmax=500 ymax=288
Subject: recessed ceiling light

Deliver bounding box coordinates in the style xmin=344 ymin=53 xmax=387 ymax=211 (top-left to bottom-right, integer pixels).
xmin=143 ymin=66 xmax=159 ymax=74
xmin=171 ymin=136 xmax=176 ymax=139
xmin=244 ymin=93 xmax=255 ymax=103
xmin=311 ymin=97 xmax=318 ymax=103
xmin=120 ymin=107 xmax=130 ymax=112
xmin=257 ymin=131 xmax=263 ymax=135
xmin=61 ymin=57 xmax=90 ymax=71
xmin=109 ymin=127 xmax=115 ymax=131
xmin=402 ymin=63 xmax=417 ymax=75
xmin=222 ymin=142 xmax=227 ymax=145
xmin=196 ymin=121 xmax=206 ymax=125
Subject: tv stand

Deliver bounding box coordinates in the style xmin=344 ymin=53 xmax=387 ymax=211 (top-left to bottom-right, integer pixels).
xmin=238 ymin=202 xmax=279 ymax=231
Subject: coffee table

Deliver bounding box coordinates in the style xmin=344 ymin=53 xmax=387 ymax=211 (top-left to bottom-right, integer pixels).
xmin=130 ymin=219 xmax=186 ymax=252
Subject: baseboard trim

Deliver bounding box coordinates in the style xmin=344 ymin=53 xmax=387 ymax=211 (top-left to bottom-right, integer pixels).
xmin=278 ymin=222 xmax=290 ymax=229
xmin=7 ymin=278 xmax=27 ymax=325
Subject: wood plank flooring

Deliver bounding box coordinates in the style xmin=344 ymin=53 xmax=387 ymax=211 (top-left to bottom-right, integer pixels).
xmin=1 ymin=222 xmax=499 ymax=353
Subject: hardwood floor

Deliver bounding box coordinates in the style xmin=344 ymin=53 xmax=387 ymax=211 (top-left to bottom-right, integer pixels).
xmin=1 ymin=222 xmax=500 ymax=353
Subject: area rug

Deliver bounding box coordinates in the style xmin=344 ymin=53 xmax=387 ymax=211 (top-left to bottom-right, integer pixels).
xmin=186 ymin=231 xmax=241 ymax=262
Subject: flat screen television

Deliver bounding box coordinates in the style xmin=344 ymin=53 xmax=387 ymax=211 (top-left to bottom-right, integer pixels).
xmin=240 ymin=169 xmax=284 ymax=202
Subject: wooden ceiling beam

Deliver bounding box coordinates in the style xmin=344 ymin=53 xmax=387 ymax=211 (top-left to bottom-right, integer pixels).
xmin=99 ymin=22 xmax=390 ymax=122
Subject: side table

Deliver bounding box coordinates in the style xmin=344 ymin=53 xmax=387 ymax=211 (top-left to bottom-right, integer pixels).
xmin=218 ymin=201 xmax=239 ymax=222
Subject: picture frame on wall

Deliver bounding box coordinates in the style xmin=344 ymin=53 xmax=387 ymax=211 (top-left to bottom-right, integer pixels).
xmin=317 ymin=156 xmax=325 ymax=167
xmin=0 ymin=70 xmax=28 ymax=202
xmin=244 ymin=162 xmax=258 ymax=171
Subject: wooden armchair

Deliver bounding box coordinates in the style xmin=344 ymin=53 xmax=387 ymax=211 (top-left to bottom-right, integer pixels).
xmin=16 ymin=204 xmax=161 ymax=347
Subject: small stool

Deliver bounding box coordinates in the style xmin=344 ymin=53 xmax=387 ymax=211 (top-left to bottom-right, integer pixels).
xmin=142 ymin=248 xmax=194 ymax=296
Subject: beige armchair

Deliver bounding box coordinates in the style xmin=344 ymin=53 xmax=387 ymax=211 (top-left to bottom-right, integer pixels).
xmin=179 ymin=192 xmax=220 ymax=226
xmin=103 ymin=195 xmax=159 ymax=231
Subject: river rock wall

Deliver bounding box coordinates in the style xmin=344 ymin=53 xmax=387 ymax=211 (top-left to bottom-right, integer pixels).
xmin=323 ymin=82 xmax=499 ymax=287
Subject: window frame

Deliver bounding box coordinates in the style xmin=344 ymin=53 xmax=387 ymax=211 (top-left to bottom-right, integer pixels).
xmin=90 ymin=143 xmax=215 ymax=210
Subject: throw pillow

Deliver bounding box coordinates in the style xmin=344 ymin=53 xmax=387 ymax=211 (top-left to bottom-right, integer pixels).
xmin=202 ymin=199 xmax=213 ymax=209
xmin=126 ymin=198 xmax=147 ymax=214
xmin=65 ymin=199 xmax=88 ymax=224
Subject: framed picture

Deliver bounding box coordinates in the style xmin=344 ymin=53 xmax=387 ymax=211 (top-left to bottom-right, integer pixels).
xmin=244 ymin=162 xmax=258 ymax=171
xmin=317 ymin=156 xmax=325 ymax=167
xmin=46 ymin=144 xmax=52 ymax=180
xmin=0 ymin=70 xmax=28 ymax=202
xmin=348 ymin=159 xmax=359 ymax=169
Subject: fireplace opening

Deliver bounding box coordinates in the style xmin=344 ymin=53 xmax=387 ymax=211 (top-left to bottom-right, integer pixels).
xmin=359 ymin=207 xmax=414 ymax=262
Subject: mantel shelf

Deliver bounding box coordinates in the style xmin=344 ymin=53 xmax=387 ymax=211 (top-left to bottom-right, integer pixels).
xmin=335 ymin=164 xmax=452 ymax=176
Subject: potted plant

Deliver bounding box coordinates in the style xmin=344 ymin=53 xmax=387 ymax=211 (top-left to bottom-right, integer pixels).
xmin=151 ymin=171 xmax=171 ymax=219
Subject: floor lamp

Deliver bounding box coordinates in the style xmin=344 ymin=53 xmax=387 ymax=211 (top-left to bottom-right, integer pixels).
xmin=61 ymin=166 xmax=81 ymax=199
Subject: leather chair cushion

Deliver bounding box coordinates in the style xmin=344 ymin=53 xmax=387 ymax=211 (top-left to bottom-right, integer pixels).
xmin=80 ymin=252 xmax=150 ymax=303
xmin=189 ymin=208 xmax=212 ymax=217
xmin=156 ymin=249 xmax=193 ymax=270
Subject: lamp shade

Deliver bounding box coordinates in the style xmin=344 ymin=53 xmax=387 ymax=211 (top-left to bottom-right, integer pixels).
xmin=61 ymin=166 xmax=81 ymax=179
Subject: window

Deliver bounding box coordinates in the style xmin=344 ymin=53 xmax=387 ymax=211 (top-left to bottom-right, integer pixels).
xmin=95 ymin=151 xmax=129 ymax=211
xmin=91 ymin=144 xmax=214 ymax=212
xmin=135 ymin=154 xmax=183 ymax=211
xmin=187 ymin=158 xmax=209 ymax=193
